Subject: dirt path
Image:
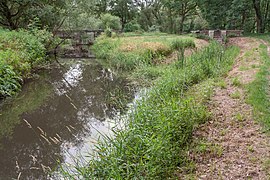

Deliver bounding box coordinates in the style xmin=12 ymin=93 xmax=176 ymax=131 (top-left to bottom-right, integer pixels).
xmin=189 ymin=37 xmax=270 ymax=179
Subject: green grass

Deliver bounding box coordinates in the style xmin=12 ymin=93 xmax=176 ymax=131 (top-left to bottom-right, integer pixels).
xmin=246 ymin=43 xmax=270 ymax=130
xmin=216 ymin=79 xmax=227 ymax=89
xmin=92 ymin=33 xmax=194 ymax=71
xmin=61 ymin=39 xmax=240 ymax=179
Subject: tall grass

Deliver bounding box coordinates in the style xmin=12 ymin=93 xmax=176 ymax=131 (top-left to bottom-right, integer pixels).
xmin=92 ymin=34 xmax=194 ymax=71
xmin=171 ymin=39 xmax=196 ymax=68
xmin=62 ymin=41 xmax=240 ymax=179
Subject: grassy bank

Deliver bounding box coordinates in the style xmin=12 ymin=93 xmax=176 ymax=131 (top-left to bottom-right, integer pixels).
xmin=246 ymin=36 xmax=270 ymax=131
xmin=92 ymin=33 xmax=194 ymax=71
xmin=62 ymin=34 xmax=240 ymax=179
xmin=0 ymin=28 xmax=52 ymax=98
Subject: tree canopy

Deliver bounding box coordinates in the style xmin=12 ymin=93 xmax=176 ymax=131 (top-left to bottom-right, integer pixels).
xmin=0 ymin=0 xmax=270 ymax=33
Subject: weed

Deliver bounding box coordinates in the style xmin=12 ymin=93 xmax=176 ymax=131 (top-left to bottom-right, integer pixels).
xmin=170 ymin=39 xmax=196 ymax=68
xmin=231 ymin=77 xmax=242 ymax=87
xmin=235 ymin=113 xmax=244 ymax=122
xmin=216 ymin=79 xmax=227 ymax=89
xmin=247 ymin=145 xmax=255 ymax=153
xmin=220 ymin=129 xmax=228 ymax=136
xmin=251 ymin=64 xmax=257 ymax=68
xmin=230 ymin=90 xmax=241 ymax=99
xmin=193 ymin=140 xmax=223 ymax=158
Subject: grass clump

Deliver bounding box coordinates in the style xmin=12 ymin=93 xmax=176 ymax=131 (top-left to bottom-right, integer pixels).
xmin=216 ymin=79 xmax=227 ymax=89
xmin=61 ymin=41 xmax=240 ymax=179
xmin=170 ymin=39 xmax=196 ymax=68
xmin=230 ymin=90 xmax=241 ymax=99
xmin=231 ymin=77 xmax=242 ymax=87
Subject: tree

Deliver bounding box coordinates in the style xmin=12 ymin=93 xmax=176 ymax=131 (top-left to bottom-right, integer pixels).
xmin=100 ymin=13 xmax=121 ymax=30
xmin=252 ymin=0 xmax=270 ymax=33
xmin=253 ymin=0 xmax=264 ymax=33
xmin=172 ymin=0 xmax=198 ymax=33
xmin=0 ymin=0 xmax=66 ymax=30
xmin=109 ymin=0 xmax=138 ymax=29
xmin=227 ymin=0 xmax=254 ymax=31
xmin=198 ymin=0 xmax=233 ymax=29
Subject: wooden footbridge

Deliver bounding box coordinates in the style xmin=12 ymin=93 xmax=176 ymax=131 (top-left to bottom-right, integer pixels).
xmin=53 ymin=29 xmax=104 ymax=58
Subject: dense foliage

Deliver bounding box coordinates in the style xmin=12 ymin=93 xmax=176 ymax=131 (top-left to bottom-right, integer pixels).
xmin=0 ymin=28 xmax=50 ymax=97
xmin=0 ymin=0 xmax=66 ymax=30
xmin=60 ymin=0 xmax=270 ymax=33
xmin=1 ymin=0 xmax=269 ymax=33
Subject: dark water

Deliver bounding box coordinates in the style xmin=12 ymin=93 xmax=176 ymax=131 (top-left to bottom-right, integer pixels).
xmin=0 ymin=59 xmax=132 ymax=179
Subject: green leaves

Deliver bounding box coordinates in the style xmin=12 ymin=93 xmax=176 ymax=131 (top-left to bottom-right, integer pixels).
xmin=0 ymin=63 xmax=21 ymax=97
xmin=0 ymin=28 xmax=47 ymax=97
xmin=100 ymin=13 xmax=122 ymax=30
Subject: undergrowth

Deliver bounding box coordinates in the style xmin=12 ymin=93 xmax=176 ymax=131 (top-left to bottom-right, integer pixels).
xmin=61 ymin=40 xmax=240 ymax=179
xmin=0 ymin=28 xmax=52 ymax=98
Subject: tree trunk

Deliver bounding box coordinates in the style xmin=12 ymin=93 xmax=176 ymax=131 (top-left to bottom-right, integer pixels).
xmin=179 ymin=15 xmax=185 ymax=34
xmin=262 ymin=1 xmax=269 ymax=32
xmin=253 ymin=0 xmax=264 ymax=33
xmin=241 ymin=11 xmax=246 ymax=30
xmin=168 ymin=7 xmax=173 ymax=33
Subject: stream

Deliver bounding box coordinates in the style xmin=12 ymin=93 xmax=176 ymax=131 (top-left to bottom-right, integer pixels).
xmin=0 ymin=59 xmax=133 ymax=179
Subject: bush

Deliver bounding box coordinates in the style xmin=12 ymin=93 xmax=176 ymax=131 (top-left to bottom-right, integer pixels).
xmin=124 ymin=21 xmax=142 ymax=32
xmin=0 ymin=62 xmax=21 ymax=97
xmin=0 ymin=28 xmax=48 ymax=97
xmin=148 ymin=25 xmax=160 ymax=32
xmin=104 ymin=28 xmax=112 ymax=37
xmin=100 ymin=13 xmax=121 ymax=30
xmin=195 ymin=33 xmax=211 ymax=40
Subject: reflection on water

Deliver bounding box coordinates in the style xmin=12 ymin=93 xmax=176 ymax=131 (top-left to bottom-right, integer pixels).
xmin=0 ymin=59 xmax=132 ymax=179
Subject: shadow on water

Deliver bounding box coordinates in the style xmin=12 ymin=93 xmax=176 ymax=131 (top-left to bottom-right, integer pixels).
xmin=0 ymin=59 xmax=133 ymax=179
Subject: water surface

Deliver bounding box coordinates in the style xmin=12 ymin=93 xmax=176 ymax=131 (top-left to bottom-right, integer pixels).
xmin=0 ymin=59 xmax=132 ymax=179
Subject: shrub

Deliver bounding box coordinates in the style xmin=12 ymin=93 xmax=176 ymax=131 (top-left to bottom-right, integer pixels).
xmin=105 ymin=28 xmax=112 ymax=37
xmin=0 ymin=62 xmax=21 ymax=98
xmin=0 ymin=28 xmax=48 ymax=97
xmin=148 ymin=25 xmax=160 ymax=32
xmin=195 ymin=33 xmax=211 ymax=40
xmin=100 ymin=13 xmax=121 ymax=30
xmin=124 ymin=21 xmax=142 ymax=32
